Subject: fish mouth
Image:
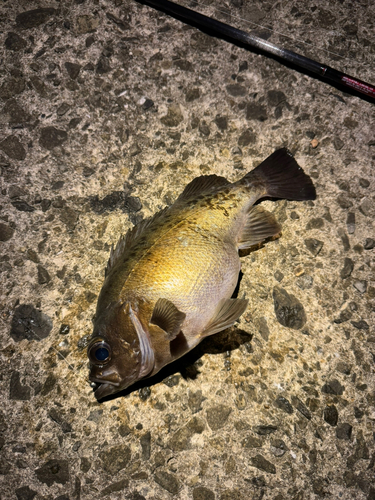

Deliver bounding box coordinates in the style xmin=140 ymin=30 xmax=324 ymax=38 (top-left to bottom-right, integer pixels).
xmin=90 ymin=378 xmax=121 ymax=400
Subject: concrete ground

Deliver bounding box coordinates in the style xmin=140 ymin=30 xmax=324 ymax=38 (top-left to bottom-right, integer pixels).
xmin=0 ymin=0 xmax=374 ymax=499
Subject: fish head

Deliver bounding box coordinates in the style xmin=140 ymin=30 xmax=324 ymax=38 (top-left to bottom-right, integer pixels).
xmin=87 ymin=301 xmax=155 ymax=399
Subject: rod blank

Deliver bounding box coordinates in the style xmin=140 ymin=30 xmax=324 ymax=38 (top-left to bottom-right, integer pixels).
xmin=137 ymin=0 xmax=375 ymax=100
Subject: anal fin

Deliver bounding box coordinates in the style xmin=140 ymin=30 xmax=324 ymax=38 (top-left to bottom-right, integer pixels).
xmin=201 ymin=298 xmax=248 ymax=338
xmin=238 ymin=206 xmax=281 ymax=250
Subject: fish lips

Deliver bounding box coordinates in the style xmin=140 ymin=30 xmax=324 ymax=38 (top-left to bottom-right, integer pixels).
xmin=90 ymin=377 xmax=121 ymax=400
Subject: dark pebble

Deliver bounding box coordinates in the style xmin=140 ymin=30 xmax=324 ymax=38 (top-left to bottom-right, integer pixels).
xmin=350 ymin=320 xmax=369 ymax=330
xmin=16 ymin=8 xmax=56 ymax=29
xmin=90 ymin=191 xmax=142 ymax=215
xmin=274 ymin=395 xmax=294 ymax=414
xmin=291 ymin=396 xmax=311 ymax=420
xmin=0 ymin=76 xmax=26 ymax=100
xmin=215 ymin=115 xmax=228 ymax=131
xmin=0 ymin=222 xmax=14 ymax=242
xmin=290 ymin=211 xmax=300 ymax=220
xmin=185 ymin=87 xmax=200 ymax=102
xmin=226 ymin=84 xmax=247 ymax=97
xmin=41 ymin=199 xmax=51 ymax=212
xmin=193 ymin=486 xmax=215 ymax=500
xmin=272 ymin=286 xmax=307 ymax=330
xmin=48 ymin=408 xmax=72 ymax=433
xmin=336 ymin=423 xmax=352 ymax=440
xmin=106 ymin=12 xmax=130 ymax=31
xmin=346 ymin=212 xmax=355 ymax=234
xmin=0 ymin=135 xmax=26 ymax=160
xmin=40 ymin=374 xmax=57 ymax=396
xmin=337 ymin=228 xmax=350 ymax=251
xmin=118 ymin=423 xmax=131 ymax=437
xmin=250 ymin=454 xmax=276 ymax=474
xmin=39 ymin=127 xmax=68 ymax=150
xmin=100 ymin=478 xmax=129 ymax=497
xmin=199 ymin=120 xmax=210 ymax=137
xmin=15 ymin=486 xmax=37 ymax=500
xmin=87 ymin=409 xmax=103 ymax=423
xmin=238 ymin=129 xmax=256 ymax=146
xmin=5 ymin=32 xmax=27 ymax=51
xmin=188 ymin=389 xmax=204 ymax=414
xmin=364 ymin=238 xmax=375 ymax=250
xmin=154 ymin=470 xmax=179 ymax=494
xmin=168 ymin=417 xmax=204 ymax=451
xmin=333 ymin=137 xmax=344 ymax=150
xmin=267 ymin=90 xmax=286 ymax=107
xmin=340 ymin=257 xmax=354 ymax=279
xmin=323 ymin=405 xmax=338 ymax=426
xmin=321 ymin=379 xmax=344 ymax=395
xmin=99 ymin=445 xmax=131 ymax=475
xmin=142 ymin=98 xmax=154 ymax=110
xmin=139 ymin=387 xmax=151 ymax=401
xmin=160 ymin=104 xmax=183 ymax=127
xmin=337 ymin=193 xmax=353 ymax=209
xmin=336 ymin=361 xmax=351 ymax=375
xmin=9 ymin=372 xmax=31 ymax=401
xmin=306 ymin=217 xmax=324 ymax=230
xmin=38 ymin=265 xmax=51 ymax=284
xmin=127 ymin=492 xmax=146 ymax=500
xmin=246 ymin=103 xmax=268 ymax=121
xmin=57 ymin=103 xmax=70 ymax=116
xmin=206 ymin=405 xmax=232 ymax=431
xmin=304 ymin=238 xmax=324 ymax=256
xmin=65 ymin=62 xmax=81 ymax=80
xmin=35 ymin=459 xmax=69 ymax=486
xmin=11 ymin=201 xmax=35 ymax=212
xmin=10 ymin=304 xmax=53 ymax=342
xmin=59 ymin=206 xmax=79 ymax=230
xmin=255 ymin=316 xmax=270 ymax=341
xmin=241 ymin=434 xmax=263 ymax=449
xmin=140 ymin=431 xmax=151 ymax=460
xmin=274 ymin=270 xmax=284 ymax=282
xmin=59 ymin=324 xmax=70 ymax=335
xmin=270 ymin=439 xmax=288 ymax=457
xmin=78 ymin=457 xmax=91 ymax=474
xmin=253 ymin=425 xmax=277 ymax=435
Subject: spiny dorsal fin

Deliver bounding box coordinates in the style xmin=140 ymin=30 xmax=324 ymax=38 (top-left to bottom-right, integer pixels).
xmin=105 ymin=207 xmax=170 ymax=276
xmin=150 ymin=298 xmax=186 ymax=341
xmin=176 ymin=174 xmax=230 ymax=202
xmin=201 ymin=298 xmax=248 ymax=338
xmin=238 ymin=206 xmax=281 ymax=250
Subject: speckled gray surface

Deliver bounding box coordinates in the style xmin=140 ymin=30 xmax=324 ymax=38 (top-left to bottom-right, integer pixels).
xmin=0 ymin=1 xmax=374 ymax=499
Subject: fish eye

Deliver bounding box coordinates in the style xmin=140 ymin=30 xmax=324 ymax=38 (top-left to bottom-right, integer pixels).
xmin=88 ymin=340 xmax=112 ymax=365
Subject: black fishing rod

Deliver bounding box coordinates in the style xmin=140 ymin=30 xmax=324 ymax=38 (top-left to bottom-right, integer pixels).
xmin=136 ymin=0 xmax=375 ymax=101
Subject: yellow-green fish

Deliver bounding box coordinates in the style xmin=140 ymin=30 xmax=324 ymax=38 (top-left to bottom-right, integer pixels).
xmin=88 ymin=149 xmax=316 ymax=399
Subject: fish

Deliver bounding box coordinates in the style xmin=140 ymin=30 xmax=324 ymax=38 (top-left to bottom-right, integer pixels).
xmin=87 ymin=148 xmax=316 ymax=399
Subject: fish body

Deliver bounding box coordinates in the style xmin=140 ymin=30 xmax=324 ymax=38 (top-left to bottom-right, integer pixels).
xmin=88 ymin=149 xmax=316 ymax=399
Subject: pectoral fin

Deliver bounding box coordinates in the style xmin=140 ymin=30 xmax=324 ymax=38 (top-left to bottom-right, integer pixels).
xmin=150 ymin=298 xmax=186 ymax=341
xmin=201 ymin=298 xmax=248 ymax=338
xmin=238 ymin=206 xmax=281 ymax=250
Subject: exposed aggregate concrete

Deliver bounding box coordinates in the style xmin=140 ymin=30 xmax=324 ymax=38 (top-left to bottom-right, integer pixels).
xmin=0 ymin=0 xmax=374 ymax=499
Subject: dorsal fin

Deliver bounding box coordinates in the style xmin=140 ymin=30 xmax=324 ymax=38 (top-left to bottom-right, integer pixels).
xmin=105 ymin=207 xmax=170 ymax=276
xmin=176 ymin=174 xmax=230 ymax=202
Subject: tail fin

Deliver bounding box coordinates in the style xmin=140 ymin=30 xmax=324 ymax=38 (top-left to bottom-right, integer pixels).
xmin=244 ymin=148 xmax=316 ymax=201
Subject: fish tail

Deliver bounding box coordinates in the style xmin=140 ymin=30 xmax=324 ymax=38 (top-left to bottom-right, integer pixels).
xmin=243 ymin=148 xmax=316 ymax=201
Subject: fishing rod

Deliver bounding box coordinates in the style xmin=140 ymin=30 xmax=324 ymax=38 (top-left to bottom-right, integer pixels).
xmin=136 ymin=0 xmax=375 ymax=101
